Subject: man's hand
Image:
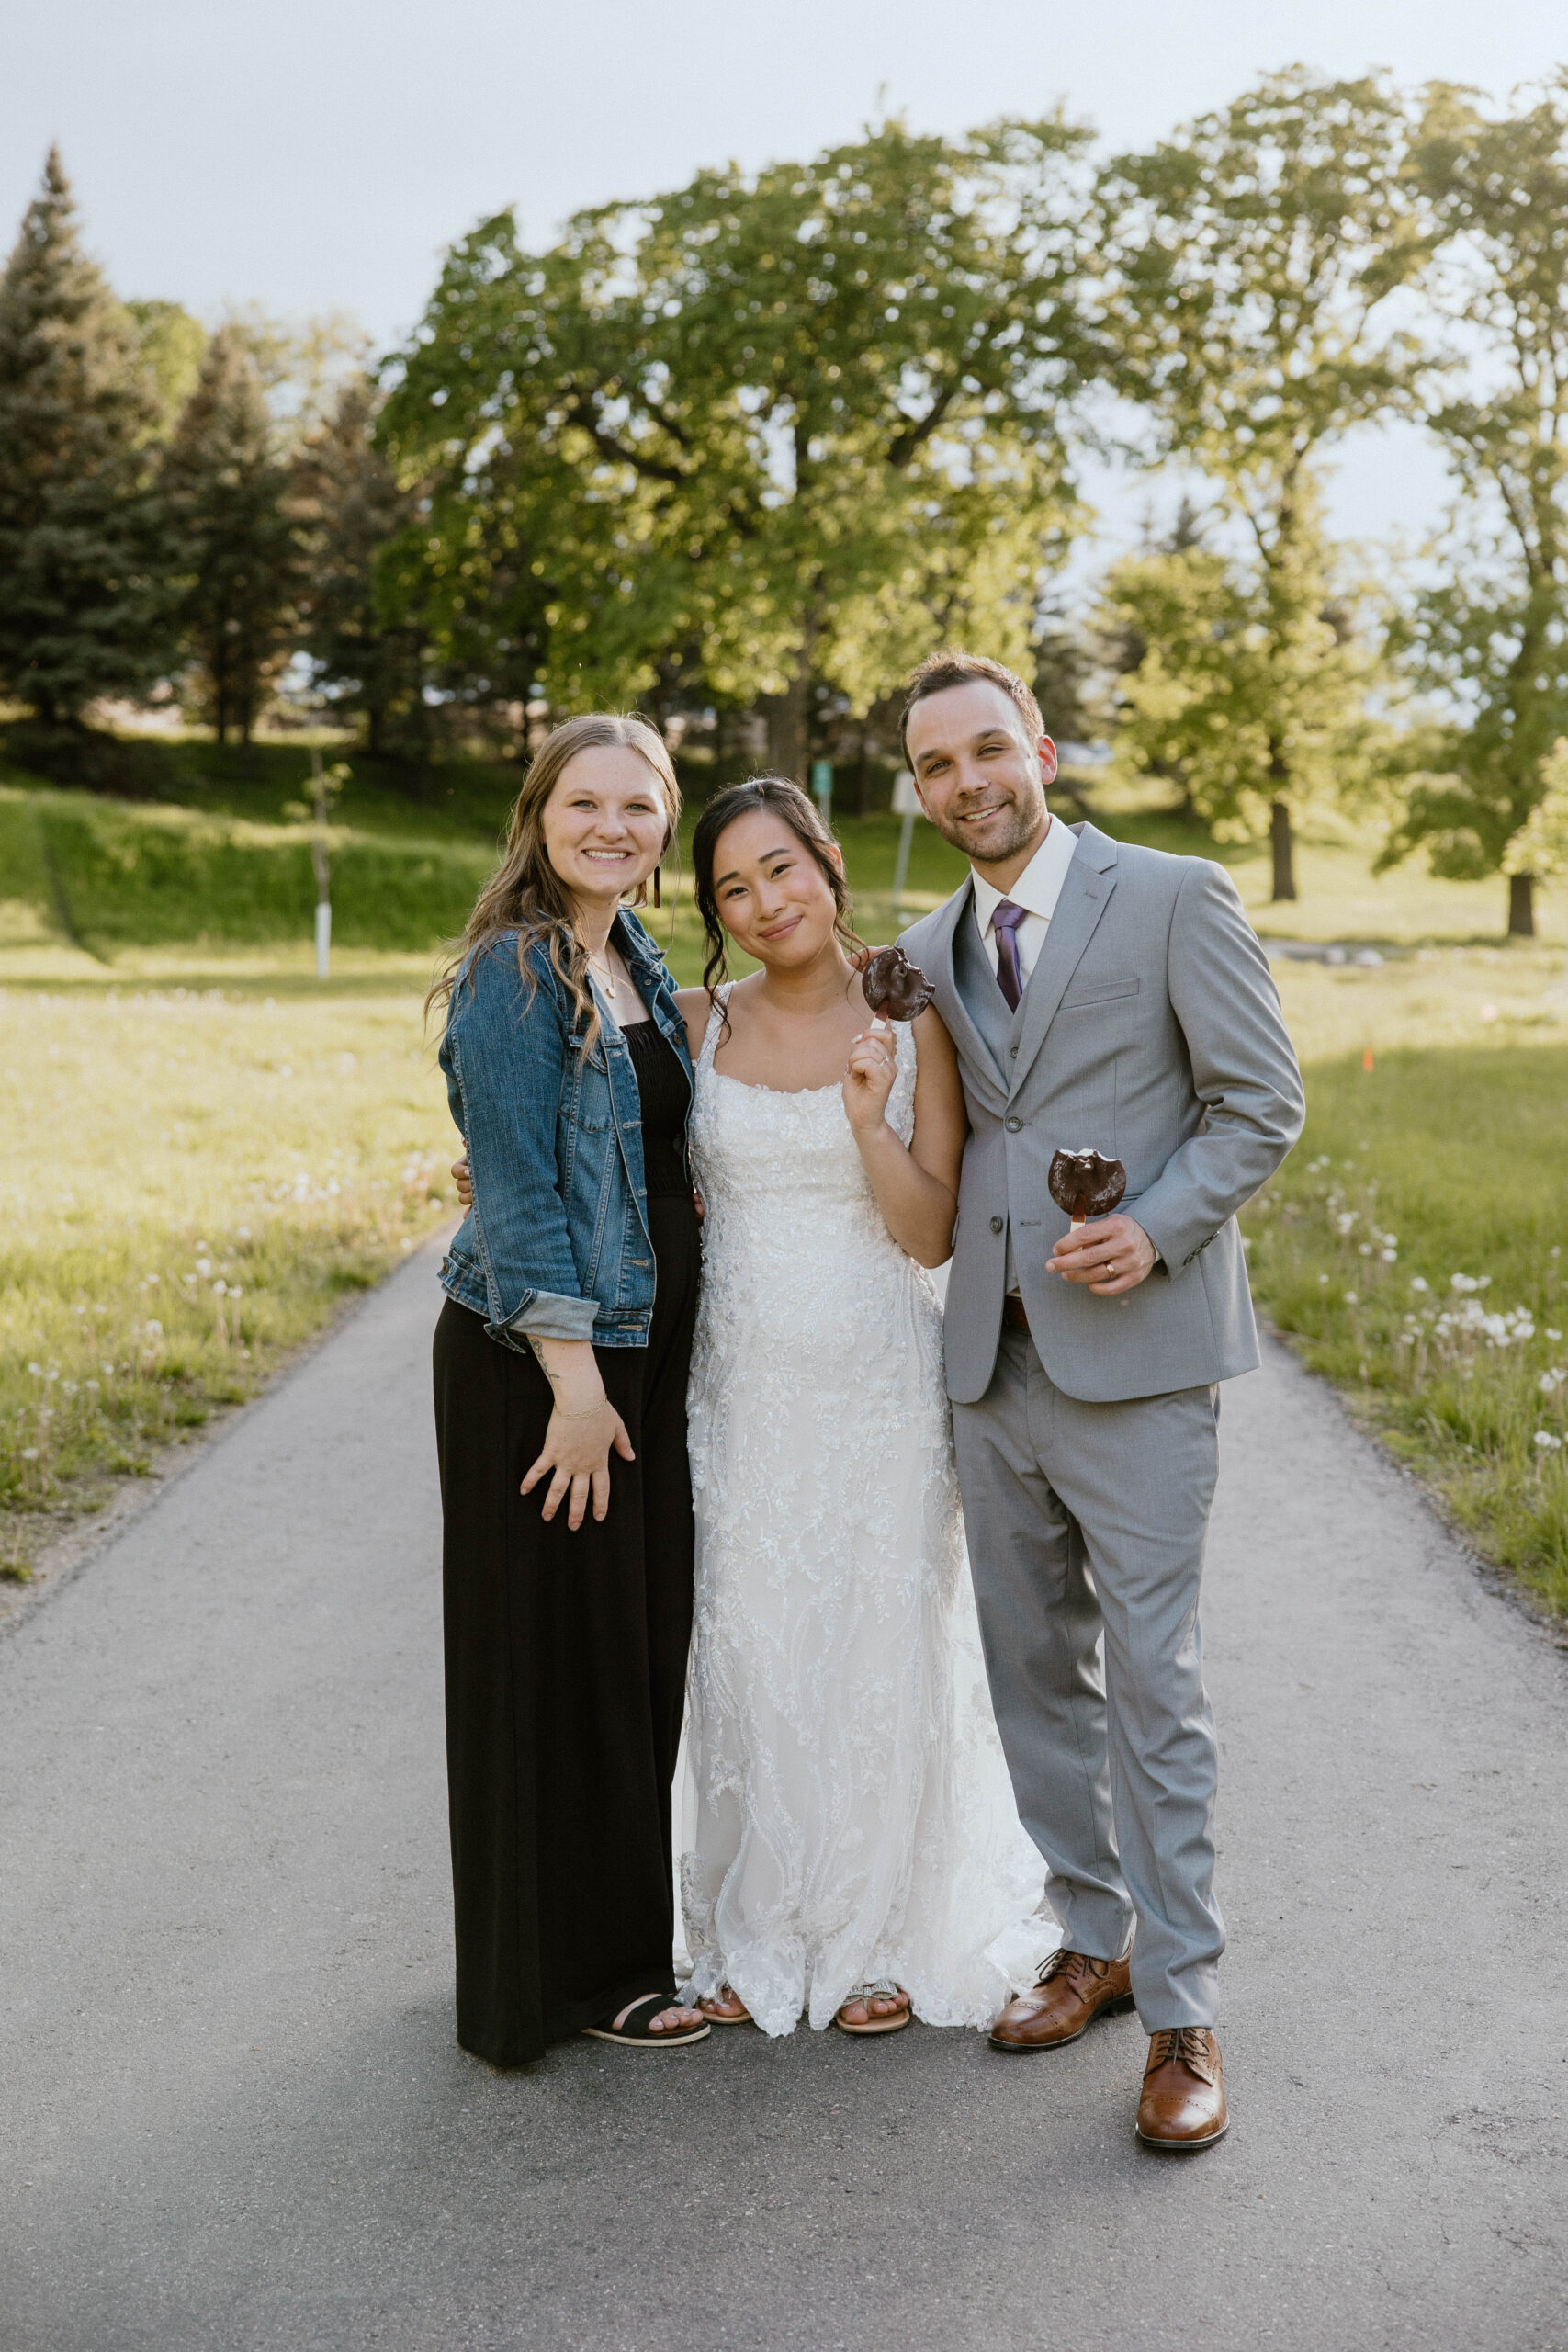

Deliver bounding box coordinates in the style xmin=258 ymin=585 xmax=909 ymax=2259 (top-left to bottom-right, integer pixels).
xmin=1047 ymin=1213 xmax=1158 ymax=1297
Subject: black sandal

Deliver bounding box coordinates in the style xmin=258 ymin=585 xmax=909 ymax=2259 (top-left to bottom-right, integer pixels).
xmin=581 ymin=1993 xmax=711 ymax=2049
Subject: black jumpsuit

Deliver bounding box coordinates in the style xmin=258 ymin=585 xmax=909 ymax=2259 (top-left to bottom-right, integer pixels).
xmin=432 ymin=1014 xmax=699 ymax=2065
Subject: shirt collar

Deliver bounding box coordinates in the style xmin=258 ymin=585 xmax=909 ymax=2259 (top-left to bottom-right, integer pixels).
xmin=970 ymin=815 xmax=1079 ymax=935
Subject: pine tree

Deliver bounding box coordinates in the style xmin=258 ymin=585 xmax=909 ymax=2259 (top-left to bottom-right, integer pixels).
xmin=161 ymin=324 xmax=299 ymax=744
xmin=0 ymin=147 xmax=168 ymax=724
xmin=291 ymin=377 xmax=426 ymax=754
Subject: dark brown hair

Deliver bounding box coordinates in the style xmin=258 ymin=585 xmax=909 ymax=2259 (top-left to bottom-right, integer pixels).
xmin=898 ymin=650 xmax=1046 ymax=763
xmin=692 ymin=777 xmax=863 ymax=1015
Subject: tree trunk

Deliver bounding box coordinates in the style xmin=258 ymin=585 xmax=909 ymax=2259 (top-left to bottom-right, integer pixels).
xmin=212 ymin=642 xmax=231 ymax=747
xmin=1508 ymin=871 xmax=1535 ymax=938
xmin=761 ymin=654 xmax=812 ymax=785
xmin=1269 ymin=798 xmax=1297 ymax=902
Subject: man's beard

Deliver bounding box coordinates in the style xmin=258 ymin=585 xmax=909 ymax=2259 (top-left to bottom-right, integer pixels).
xmin=927 ymin=786 xmax=1046 ymax=867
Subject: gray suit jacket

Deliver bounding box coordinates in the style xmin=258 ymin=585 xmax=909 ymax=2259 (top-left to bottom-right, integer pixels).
xmin=900 ymin=823 xmax=1304 ymax=1406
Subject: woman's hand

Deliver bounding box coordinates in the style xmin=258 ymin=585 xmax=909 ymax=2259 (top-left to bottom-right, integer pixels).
xmin=458 ymin=1154 xmax=702 ymax=1227
xmin=841 ymin=1018 xmax=898 ymax=1135
xmin=521 ymin=1396 xmax=635 ymax=1530
xmin=521 ymin=1337 xmax=634 ymax=1530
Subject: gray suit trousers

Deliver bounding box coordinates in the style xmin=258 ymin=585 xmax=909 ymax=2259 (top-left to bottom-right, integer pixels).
xmin=953 ymin=1328 xmax=1224 ymax=2029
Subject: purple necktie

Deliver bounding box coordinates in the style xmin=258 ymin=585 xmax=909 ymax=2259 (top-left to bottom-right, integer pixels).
xmin=991 ymin=899 xmax=1027 ymax=1012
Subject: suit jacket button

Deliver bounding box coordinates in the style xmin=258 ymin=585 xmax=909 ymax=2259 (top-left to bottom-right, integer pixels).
xmin=990 ymin=1216 xmax=1004 ymax=1234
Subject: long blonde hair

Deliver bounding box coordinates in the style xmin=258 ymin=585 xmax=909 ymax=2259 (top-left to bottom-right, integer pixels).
xmin=427 ymin=714 xmax=681 ymax=1046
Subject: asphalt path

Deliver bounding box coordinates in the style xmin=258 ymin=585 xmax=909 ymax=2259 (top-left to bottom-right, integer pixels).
xmin=3 ymin=1239 xmax=1565 ymax=2352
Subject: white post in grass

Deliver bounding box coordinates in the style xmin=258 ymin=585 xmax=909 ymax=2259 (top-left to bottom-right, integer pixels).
xmin=295 ymin=748 xmax=346 ymax=982
xmin=890 ymin=769 xmax=922 ymax=923
xmin=310 ymin=751 xmax=333 ymax=979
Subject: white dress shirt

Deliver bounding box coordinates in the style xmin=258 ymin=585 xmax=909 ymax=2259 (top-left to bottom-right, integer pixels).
xmin=968 ymin=814 xmax=1079 ymax=993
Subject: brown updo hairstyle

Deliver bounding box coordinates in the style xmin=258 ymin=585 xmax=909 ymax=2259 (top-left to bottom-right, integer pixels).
xmin=692 ymin=777 xmax=864 ymax=1014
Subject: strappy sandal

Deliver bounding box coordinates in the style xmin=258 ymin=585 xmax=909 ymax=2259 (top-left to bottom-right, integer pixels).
xmin=581 ymin=1993 xmax=711 ymax=2049
xmin=834 ymin=1979 xmax=912 ymax=2035
xmin=696 ymin=1984 xmax=753 ymax=2026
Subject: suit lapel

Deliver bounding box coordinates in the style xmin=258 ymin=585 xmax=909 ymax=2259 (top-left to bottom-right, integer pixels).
xmin=1008 ymin=824 xmax=1120 ymax=1098
xmin=922 ymin=879 xmax=1008 ymax=1114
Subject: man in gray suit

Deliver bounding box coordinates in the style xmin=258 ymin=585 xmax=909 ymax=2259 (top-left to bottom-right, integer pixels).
xmin=898 ymin=651 xmax=1303 ymax=2150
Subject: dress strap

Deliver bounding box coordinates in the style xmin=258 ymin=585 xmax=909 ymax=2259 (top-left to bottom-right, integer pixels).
xmin=696 ymin=985 xmax=730 ymax=1075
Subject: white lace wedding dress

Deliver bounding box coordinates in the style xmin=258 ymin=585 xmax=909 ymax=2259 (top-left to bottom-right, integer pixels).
xmin=679 ymin=990 xmax=1055 ymax=2034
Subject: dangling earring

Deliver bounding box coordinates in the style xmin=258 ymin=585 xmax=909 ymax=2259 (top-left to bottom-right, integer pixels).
xmin=652 ymin=865 xmax=661 ymax=909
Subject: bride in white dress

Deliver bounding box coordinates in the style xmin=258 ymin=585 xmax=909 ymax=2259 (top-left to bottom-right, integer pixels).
xmin=675 ymin=778 xmax=1052 ymax=2038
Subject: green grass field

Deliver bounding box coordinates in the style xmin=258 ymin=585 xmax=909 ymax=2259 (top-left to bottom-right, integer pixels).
xmin=0 ymin=970 xmax=456 ymax=1578
xmin=3 ymin=742 xmax=1566 ymax=1608
xmin=1241 ymin=1046 xmax=1568 ymax=1616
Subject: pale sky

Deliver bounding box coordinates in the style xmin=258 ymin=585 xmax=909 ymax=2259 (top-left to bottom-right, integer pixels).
xmin=6 ymin=0 xmax=1563 ymax=557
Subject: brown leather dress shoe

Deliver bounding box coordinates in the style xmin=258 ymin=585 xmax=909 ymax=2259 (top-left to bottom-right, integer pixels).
xmin=1135 ymin=2027 xmax=1227 ymax=2150
xmin=988 ymin=1948 xmax=1135 ymax=2052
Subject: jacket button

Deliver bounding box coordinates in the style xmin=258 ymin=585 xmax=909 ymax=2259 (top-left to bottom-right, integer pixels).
xmin=1009 ymin=1045 xmax=1018 ymax=1057
xmin=1005 ymin=1115 xmax=1021 ymax=1132
xmin=990 ymin=1216 xmax=1004 ymax=1234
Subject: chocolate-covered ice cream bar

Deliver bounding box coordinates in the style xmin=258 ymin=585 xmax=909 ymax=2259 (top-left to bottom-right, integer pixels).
xmin=1048 ymin=1147 xmax=1127 ymax=1227
xmin=862 ymin=944 xmax=937 ymax=1023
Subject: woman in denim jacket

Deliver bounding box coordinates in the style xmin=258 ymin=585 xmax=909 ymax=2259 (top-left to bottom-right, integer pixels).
xmin=431 ymin=714 xmax=708 ymax=2063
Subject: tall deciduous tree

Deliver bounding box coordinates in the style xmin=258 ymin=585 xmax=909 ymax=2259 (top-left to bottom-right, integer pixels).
xmin=160 ymin=324 xmax=300 ymax=745
xmin=1097 ymin=69 xmax=1423 ymax=897
xmin=0 ymin=148 xmax=168 ymax=724
xmin=1098 ymin=502 xmax=1383 ymax=839
xmin=291 ymin=377 xmax=427 ymax=755
xmin=125 ymin=299 xmax=207 ymax=434
xmin=378 ymin=119 xmax=1092 ymax=775
xmin=1382 ymin=79 xmax=1568 ymax=937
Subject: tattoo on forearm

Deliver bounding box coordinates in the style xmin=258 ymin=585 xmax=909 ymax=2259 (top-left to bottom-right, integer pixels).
xmin=527 ymin=1337 xmax=561 ymax=1392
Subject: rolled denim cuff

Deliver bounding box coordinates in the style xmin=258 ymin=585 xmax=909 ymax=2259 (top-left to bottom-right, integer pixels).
xmin=492 ymin=1287 xmax=600 ymax=1345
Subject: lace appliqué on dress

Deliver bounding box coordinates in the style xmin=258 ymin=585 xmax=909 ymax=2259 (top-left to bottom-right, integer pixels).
xmin=679 ymin=989 xmax=1055 ymax=2033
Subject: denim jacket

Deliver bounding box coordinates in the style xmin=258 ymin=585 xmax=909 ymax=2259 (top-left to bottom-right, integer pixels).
xmin=437 ymin=910 xmax=692 ymax=1350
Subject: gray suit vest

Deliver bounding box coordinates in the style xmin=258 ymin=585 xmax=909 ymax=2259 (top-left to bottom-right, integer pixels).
xmin=951 ymin=899 xmax=1031 ymax=1295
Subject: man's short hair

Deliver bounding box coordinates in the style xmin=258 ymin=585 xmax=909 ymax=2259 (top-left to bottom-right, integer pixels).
xmin=899 ymin=650 xmax=1045 ymax=763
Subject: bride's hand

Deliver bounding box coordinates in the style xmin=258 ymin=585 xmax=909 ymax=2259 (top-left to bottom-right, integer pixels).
xmin=842 ymin=1019 xmax=898 ymax=1134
